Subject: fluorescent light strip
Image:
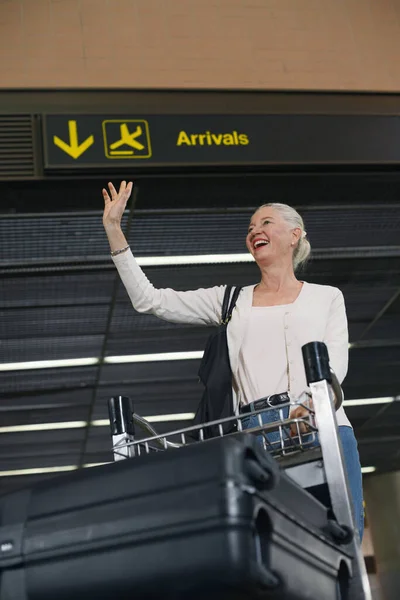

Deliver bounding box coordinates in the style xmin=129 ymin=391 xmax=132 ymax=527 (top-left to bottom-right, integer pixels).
xmin=0 ymin=421 xmax=87 ymax=433
xmin=0 ymin=465 xmax=78 ymax=477
xmin=0 ymin=413 xmax=196 ymax=434
xmin=361 ymin=466 xmax=376 ymax=474
xmin=343 ymin=397 xmax=394 ymax=406
xmin=137 ymin=254 xmax=254 ymax=266
xmin=104 ymin=351 xmax=203 ymax=364
xmin=0 ymin=463 xmax=112 ymax=477
xmin=0 ymin=352 xmax=203 ymax=372
xmin=0 ymin=357 xmax=99 ymax=372
xmin=137 ymin=412 xmax=195 ymax=423
xmin=92 ymin=412 xmax=195 ymax=427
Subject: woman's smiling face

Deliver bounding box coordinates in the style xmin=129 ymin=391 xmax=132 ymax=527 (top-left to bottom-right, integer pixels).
xmin=246 ymin=206 xmax=300 ymax=267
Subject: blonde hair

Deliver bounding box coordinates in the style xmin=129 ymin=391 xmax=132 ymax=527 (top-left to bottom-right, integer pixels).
xmin=256 ymin=203 xmax=311 ymax=271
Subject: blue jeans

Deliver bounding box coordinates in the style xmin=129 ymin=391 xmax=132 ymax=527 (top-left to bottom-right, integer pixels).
xmin=241 ymin=408 xmax=364 ymax=540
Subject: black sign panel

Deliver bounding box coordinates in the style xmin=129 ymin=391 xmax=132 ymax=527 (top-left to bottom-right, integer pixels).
xmin=43 ymin=114 xmax=400 ymax=169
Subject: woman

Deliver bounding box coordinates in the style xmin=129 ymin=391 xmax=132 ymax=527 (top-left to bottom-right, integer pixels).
xmin=102 ymin=180 xmax=364 ymax=540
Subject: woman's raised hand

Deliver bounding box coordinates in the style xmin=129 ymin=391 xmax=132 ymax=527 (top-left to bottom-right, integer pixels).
xmin=102 ymin=181 xmax=133 ymax=230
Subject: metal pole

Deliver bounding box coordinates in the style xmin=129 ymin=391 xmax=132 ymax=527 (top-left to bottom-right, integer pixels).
xmin=108 ymin=396 xmax=135 ymax=461
xmin=302 ymin=342 xmax=372 ymax=600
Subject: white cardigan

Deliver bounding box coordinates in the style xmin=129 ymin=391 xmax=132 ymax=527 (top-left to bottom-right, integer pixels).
xmin=112 ymin=250 xmax=351 ymax=428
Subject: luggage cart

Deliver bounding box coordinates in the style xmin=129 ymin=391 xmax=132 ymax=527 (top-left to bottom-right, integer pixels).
xmin=108 ymin=341 xmax=372 ymax=600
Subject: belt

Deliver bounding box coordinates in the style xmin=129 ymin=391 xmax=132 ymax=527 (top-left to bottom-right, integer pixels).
xmin=239 ymin=392 xmax=290 ymax=414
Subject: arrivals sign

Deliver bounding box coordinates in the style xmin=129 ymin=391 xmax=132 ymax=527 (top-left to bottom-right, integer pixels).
xmin=43 ymin=114 xmax=400 ymax=169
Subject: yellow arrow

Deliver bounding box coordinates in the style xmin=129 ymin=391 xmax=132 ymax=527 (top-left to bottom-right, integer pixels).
xmin=53 ymin=120 xmax=94 ymax=159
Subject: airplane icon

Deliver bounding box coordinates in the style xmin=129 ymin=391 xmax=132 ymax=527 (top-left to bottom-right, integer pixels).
xmin=102 ymin=119 xmax=152 ymax=159
xmin=109 ymin=124 xmax=145 ymax=155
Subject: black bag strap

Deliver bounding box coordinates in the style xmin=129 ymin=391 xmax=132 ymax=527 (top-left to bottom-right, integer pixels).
xmin=222 ymin=285 xmax=242 ymax=324
xmin=221 ymin=286 xmax=232 ymax=323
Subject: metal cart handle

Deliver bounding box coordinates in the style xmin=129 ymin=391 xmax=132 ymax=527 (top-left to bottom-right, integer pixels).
xmin=330 ymin=368 xmax=343 ymax=410
xmin=132 ymin=413 xmax=183 ymax=449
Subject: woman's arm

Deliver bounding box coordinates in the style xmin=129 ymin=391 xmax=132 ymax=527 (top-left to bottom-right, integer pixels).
xmin=103 ymin=181 xmax=224 ymax=326
xmin=113 ymin=249 xmax=224 ymax=325
xmin=323 ymin=289 xmax=349 ymax=384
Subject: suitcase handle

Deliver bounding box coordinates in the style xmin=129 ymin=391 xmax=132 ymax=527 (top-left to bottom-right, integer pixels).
xmin=244 ymin=444 xmax=280 ymax=490
xmin=245 ymin=456 xmax=278 ymax=490
xmin=252 ymin=508 xmax=283 ymax=593
xmin=324 ymin=519 xmax=354 ymax=545
xmin=252 ymin=564 xmax=282 ymax=591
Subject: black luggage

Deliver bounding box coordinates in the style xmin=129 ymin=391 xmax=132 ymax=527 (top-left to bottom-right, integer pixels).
xmin=0 ymin=435 xmax=352 ymax=600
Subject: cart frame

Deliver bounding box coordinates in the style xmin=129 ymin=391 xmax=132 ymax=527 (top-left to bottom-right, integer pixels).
xmin=107 ymin=342 xmax=372 ymax=600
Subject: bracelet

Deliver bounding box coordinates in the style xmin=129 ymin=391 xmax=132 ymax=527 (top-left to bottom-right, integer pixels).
xmin=110 ymin=245 xmax=130 ymax=257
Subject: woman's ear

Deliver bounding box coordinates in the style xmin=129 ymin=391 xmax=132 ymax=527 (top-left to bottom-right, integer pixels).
xmin=291 ymin=227 xmax=302 ymax=246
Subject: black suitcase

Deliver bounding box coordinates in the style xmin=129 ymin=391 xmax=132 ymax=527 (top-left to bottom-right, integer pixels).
xmin=0 ymin=435 xmax=353 ymax=600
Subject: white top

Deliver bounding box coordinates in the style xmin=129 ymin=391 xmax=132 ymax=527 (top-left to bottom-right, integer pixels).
xmin=112 ymin=250 xmax=352 ymax=428
xmin=236 ymin=305 xmax=295 ymax=404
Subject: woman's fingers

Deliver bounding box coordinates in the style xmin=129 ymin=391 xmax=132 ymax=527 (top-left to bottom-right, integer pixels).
xmin=118 ymin=180 xmax=127 ymax=194
xmin=123 ymin=182 xmax=133 ymax=209
xmin=102 ymin=188 xmax=111 ymax=205
xmin=289 ymin=404 xmax=312 ymax=437
xmin=290 ymin=421 xmax=309 ymax=437
xmin=121 ymin=181 xmax=132 ymax=202
xmin=106 ymin=181 xmax=133 ymax=203
xmin=125 ymin=181 xmax=133 ymax=196
xmin=108 ymin=181 xmax=118 ymax=201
